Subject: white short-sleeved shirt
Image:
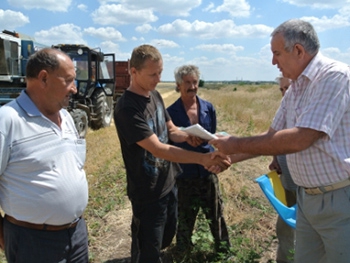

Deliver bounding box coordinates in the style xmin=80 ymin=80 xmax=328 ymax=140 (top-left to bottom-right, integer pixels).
xmin=272 ymin=53 xmax=350 ymax=188
xmin=0 ymin=91 xmax=88 ymax=225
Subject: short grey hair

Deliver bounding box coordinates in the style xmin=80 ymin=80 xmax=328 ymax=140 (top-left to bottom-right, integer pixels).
xmin=174 ymin=64 xmax=200 ymax=86
xmin=271 ymin=19 xmax=320 ymax=56
xmin=275 ymin=74 xmax=290 ymax=85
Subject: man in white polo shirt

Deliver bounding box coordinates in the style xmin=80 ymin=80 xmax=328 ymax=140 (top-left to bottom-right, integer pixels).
xmin=0 ymin=48 xmax=89 ymax=262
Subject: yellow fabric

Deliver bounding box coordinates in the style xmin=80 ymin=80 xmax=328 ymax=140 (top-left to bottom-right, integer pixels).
xmin=267 ymin=170 xmax=287 ymax=206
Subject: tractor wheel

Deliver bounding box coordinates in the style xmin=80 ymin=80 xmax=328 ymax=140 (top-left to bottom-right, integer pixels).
xmin=70 ymin=108 xmax=88 ymax=138
xmin=90 ymin=89 xmax=113 ymax=130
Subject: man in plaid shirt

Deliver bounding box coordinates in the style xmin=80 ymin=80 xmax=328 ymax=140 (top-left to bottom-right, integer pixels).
xmin=210 ymin=19 xmax=350 ymax=263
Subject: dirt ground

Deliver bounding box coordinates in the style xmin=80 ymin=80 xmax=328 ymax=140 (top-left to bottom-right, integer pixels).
xmin=88 ymin=201 xmax=279 ymax=263
xmin=91 ymin=204 xmax=133 ymax=263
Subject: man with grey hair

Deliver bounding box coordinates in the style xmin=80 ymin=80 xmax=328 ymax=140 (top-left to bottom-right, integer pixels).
xmin=210 ymin=19 xmax=350 ymax=262
xmin=167 ymin=64 xmax=231 ymax=254
xmin=275 ymin=75 xmax=290 ymax=97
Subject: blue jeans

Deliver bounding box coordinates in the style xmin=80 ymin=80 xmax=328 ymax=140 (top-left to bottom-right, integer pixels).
xmin=131 ymin=186 xmax=177 ymax=263
xmin=4 ymin=216 xmax=89 ymax=263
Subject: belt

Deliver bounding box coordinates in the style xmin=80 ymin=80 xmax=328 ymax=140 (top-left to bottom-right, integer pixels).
xmin=5 ymin=215 xmax=81 ymax=231
xmin=304 ymin=178 xmax=350 ymax=195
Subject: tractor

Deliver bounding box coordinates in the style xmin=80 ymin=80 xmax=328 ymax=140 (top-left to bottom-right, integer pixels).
xmin=0 ymin=29 xmax=117 ymax=138
xmin=52 ymin=44 xmax=116 ymax=138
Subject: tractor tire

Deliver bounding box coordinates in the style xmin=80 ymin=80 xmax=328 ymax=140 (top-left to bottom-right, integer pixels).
xmin=90 ymin=89 xmax=113 ymax=130
xmin=70 ymin=108 xmax=88 ymax=138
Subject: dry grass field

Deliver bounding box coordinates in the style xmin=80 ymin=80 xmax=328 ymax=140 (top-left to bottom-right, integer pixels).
xmin=0 ymin=82 xmax=283 ymax=263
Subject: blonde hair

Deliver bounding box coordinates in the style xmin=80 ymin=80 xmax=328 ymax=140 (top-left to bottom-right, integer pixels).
xmin=129 ymin=44 xmax=162 ymax=71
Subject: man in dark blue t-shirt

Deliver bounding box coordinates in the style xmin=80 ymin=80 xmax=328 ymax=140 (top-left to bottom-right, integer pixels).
xmin=114 ymin=46 xmax=231 ymax=263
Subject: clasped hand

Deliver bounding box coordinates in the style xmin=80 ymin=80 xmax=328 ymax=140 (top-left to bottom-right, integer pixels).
xmin=204 ymin=151 xmax=231 ymax=174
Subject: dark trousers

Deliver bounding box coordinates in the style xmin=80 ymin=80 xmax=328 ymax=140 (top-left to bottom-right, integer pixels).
xmin=276 ymin=188 xmax=296 ymax=263
xmin=131 ymin=186 xmax=178 ymax=263
xmin=4 ymin=216 xmax=89 ymax=263
xmin=176 ymin=174 xmax=231 ymax=252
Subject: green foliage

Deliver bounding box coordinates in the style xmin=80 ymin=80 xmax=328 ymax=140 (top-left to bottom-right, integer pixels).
xmin=199 ymin=79 xmax=205 ymax=87
xmin=201 ymin=83 xmax=226 ymax=90
xmin=191 ymin=210 xmax=214 ymax=248
xmin=287 ymin=248 xmax=295 ymax=261
xmin=238 ymin=186 xmax=272 ymax=212
xmin=86 ymin=168 xmax=127 ymax=218
xmin=171 ymin=208 xmax=262 ymax=263
xmin=229 ymin=236 xmax=261 ymax=263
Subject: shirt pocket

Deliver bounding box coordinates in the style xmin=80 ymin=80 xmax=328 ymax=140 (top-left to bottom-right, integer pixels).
xmin=74 ymin=139 xmax=86 ymax=168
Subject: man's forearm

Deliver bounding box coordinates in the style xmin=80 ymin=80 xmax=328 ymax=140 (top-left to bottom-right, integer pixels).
xmin=211 ymin=127 xmax=324 ymax=156
xmin=235 ymin=127 xmax=323 ymax=155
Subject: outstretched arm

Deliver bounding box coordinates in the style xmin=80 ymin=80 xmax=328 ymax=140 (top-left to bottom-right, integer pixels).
xmin=209 ymin=127 xmax=325 ymax=156
xmin=137 ymin=134 xmax=230 ymax=170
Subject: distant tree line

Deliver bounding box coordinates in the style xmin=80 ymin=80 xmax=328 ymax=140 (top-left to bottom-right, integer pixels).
xmin=204 ymin=80 xmax=276 ymax=85
xmin=161 ymin=80 xmax=276 ymax=86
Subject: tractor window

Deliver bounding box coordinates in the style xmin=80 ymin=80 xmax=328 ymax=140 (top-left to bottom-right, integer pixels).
xmin=75 ymin=60 xmax=89 ymax=80
xmin=99 ymin=61 xmax=111 ymax=80
xmin=0 ymin=40 xmax=6 ymax=74
xmin=91 ymin=61 xmax=96 ymax=82
xmin=66 ymin=51 xmax=89 ymax=81
xmin=0 ymin=39 xmax=19 ymax=76
xmin=98 ymin=54 xmax=115 ymax=81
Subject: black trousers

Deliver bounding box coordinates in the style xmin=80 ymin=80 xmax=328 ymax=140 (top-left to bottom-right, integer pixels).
xmin=131 ymin=186 xmax=178 ymax=263
xmin=4 ymin=216 xmax=89 ymax=263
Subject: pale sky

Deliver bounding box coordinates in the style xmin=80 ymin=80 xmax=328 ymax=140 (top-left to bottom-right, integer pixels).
xmin=1 ymin=0 xmax=350 ymax=81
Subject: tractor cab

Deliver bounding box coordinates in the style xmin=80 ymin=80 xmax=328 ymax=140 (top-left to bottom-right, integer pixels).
xmin=0 ymin=30 xmax=39 ymax=105
xmin=52 ymin=44 xmax=116 ymax=138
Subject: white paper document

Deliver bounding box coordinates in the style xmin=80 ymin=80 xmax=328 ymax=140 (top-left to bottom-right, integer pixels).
xmin=180 ymin=124 xmax=218 ymax=140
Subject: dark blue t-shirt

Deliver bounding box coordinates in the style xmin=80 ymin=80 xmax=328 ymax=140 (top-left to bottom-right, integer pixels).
xmin=114 ymin=90 xmax=181 ymax=204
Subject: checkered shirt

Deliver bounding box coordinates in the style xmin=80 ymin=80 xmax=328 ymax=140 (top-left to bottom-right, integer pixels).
xmin=271 ymin=53 xmax=350 ymax=188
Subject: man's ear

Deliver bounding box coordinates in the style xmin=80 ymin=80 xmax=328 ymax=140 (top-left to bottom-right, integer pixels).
xmin=37 ymin=70 xmax=49 ymax=85
xmin=129 ymin=67 xmax=137 ymax=76
xmin=294 ymin=43 xmax=305 ymax=58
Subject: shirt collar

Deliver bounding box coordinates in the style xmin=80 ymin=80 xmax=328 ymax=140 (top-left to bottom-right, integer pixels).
xmin=16 ymin=90 xmax=68 ymax=119
xmin=297 ymin=52 xmax=323 ymax=83
xmin=16 ymin=90 xmax=42 ymax=117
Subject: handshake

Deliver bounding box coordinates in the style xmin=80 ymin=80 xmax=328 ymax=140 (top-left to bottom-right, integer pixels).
xmin=183 ymin=125 xmax=238 ymax=173
xmin=203 ymin=150 xmax=232 ymax=174
xmin=201 ymin=133 xmax=233 ymax=173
